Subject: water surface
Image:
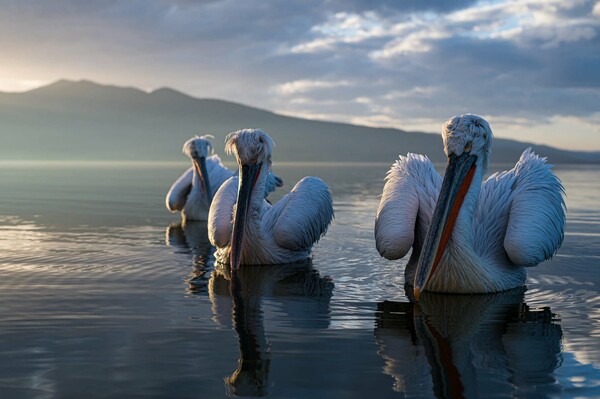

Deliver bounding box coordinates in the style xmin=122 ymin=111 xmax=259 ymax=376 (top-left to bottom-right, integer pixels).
xmin=0 ymin=162 xmax=598 ymax=398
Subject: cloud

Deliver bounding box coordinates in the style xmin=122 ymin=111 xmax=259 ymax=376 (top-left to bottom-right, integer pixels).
xmin=324 ymin=0 xmax=480 ymax=14
xmin=273 ymin=0 xmax=600 ymax=130
xmin=273 ymin=79 xmax=353 ymax=95
xmin=1 ymin=0 xmax=599 ymax=149
xmin=371 ymin=27 xmax=451 ymax=57
xmin=288 ymin=12 xmax=389 ymax=54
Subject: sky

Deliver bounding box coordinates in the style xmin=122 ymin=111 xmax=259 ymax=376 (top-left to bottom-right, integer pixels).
xmin=1 ymin=0 xmax=599 ymax=151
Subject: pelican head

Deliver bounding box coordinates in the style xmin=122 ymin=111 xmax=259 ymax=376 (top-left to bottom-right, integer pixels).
xmin=414 ymin=114 xmax=493 ymax=300
xmin=183 ymin=135 xmax=215 ymax=202
xmin=225 ymin=129 xmax=274 ymax=270
xmin=225 ymin=129 xmax=274 ymax=167
xmin=442 ymin=114 xmax=493 ymax=175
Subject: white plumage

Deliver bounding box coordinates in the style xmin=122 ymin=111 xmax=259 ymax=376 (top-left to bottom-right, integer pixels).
xmin=375 ymin=114 xmax=566 ymax=297
xmin=166 ymin=135 xmax=283 ymax=221
xmin=208 ymin=129 xmax=334 ymax=268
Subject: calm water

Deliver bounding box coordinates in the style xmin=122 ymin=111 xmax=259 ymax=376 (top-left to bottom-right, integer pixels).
xmin=0 ymin=162 xmax=598 ymax=398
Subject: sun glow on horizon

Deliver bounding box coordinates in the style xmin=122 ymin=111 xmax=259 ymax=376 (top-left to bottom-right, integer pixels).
xmin=0 ymin=79 xmax=52 ymax=93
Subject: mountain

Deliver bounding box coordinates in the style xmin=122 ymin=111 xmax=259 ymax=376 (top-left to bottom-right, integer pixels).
xmin=0 ymin=79 xmax=598 ymax=164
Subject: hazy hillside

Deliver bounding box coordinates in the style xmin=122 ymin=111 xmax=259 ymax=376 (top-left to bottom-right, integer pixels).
xmin=1 ymin=79 xmax=598 ymax=164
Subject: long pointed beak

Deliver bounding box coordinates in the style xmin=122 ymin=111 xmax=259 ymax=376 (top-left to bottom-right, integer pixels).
xmin=414 ymin=152 xmax=478 ymax=300
xmin=230 ymin=162 xmax=262 ymax=270
xmin=193 ymin=156 xmax=212 ymax=203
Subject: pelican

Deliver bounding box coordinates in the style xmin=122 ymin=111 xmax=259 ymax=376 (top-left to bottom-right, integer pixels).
xmin=208 ymin=129 xmax=334 ymax=269
xmin=166 ymin=135 xmax=283 ymax=221
xmin=375 ymin=114 xmax=566 ymax=298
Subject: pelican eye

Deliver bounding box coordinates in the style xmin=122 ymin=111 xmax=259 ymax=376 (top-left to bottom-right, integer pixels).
xmin=464 ymin=141 xmax=473 ymax=152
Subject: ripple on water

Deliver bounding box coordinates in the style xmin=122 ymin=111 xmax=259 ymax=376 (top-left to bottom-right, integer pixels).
xmin=0 ymin=164 xmax=598 ymax=398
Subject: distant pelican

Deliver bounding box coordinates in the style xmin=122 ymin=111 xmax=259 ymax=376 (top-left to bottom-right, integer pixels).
xmin=166 ymin=135 xmax=283 ymax=221
xmin=208 ymin=129 xmax=334 ymax=269
xmin=375 ymin=114 xmax=566 ymax=299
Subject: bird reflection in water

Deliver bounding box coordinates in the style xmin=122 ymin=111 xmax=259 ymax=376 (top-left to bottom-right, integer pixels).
xmin=375 ymin=287 xmax=562 ymax=399
xmin=165 ymin=221 xmax=215 ymax=294
xmin=208 ymin=260 xmax=334 ymax=397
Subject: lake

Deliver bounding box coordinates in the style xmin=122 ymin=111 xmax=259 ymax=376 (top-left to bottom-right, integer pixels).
xmin=0 ymin=161 xmax=598 ymax=398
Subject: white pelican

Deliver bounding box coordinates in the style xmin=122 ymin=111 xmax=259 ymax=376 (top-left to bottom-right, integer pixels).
xmin=375 ymin=114 xmax=566 ymax=299
xmin=208 ymin=129 xmax=334 ymax=269
xmin=166 ymin=135 xmax=283 ymax=221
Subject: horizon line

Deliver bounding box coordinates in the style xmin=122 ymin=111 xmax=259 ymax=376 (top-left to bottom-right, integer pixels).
xmin=1 ymin=78 xmax=599 ymax=154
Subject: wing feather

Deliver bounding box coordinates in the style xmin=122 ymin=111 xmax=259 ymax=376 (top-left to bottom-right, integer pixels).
xmin=208 ymin=176 xmax=238 ymax=248
xmin=475 ymin=169 xmax=517 ymax=259
xmin=273 ymin=177 xmax=334 ymax=251
xmin=265 ymin=172 xmax=284 ymax=197
xmin=375 ymin=154 xmax=441 ymax=260
xmin=206 ymin=154 xmax=235 ymax=193
xmin=503 ymin=149 xmax=566 ymax=266
xmin=166 ymin=167 xmax=193 ymax=211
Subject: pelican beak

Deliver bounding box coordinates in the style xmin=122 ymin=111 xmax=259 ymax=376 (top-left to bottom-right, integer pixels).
xmin=192 ymin=155 xmax=212 ymax=203
xmin=413 ymin=152 xmax=478 ymax=300
xmin=230 ymin=162 xmax=262 ymax=270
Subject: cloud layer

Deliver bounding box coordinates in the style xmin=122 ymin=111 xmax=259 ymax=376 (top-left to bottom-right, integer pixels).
xmin=1 ymin=0 xmax=599 ymax=149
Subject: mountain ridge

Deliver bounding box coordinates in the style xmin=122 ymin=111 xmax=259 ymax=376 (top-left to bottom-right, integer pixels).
xmin=0 ymin=79 xmax=598 ymax=164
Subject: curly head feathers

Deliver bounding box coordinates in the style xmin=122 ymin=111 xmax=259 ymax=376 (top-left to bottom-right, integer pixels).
xmin=225 ymin=129 xmax=274 ymax=166
xmin=183 ymin=135 xmax=215 ymax=159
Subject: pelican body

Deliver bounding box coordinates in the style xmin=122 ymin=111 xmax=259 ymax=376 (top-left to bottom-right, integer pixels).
xmin=166 ymin=135 xmax=283 ymax=221
xmin=208 ymin=129 xmax=334 ymax=269
xmin=375 ymin=114 xmax=566 ymax=298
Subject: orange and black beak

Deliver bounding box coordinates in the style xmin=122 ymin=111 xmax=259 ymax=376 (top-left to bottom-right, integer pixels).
xmin=192 ymin=155 xmax=212 ymax=204
xmin=414 ymin=152 xmax=477 ymax=300
xmin=230 ymin=162 xmax=262 ymax=270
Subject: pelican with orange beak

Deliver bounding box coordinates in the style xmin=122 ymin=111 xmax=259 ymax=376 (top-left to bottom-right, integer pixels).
xmin=375 ymin=114 xmax=566 ymax=299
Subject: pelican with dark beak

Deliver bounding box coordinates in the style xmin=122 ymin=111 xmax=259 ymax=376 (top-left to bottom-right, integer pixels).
xmin=208 ymin=129 xmax=334 ymax=270
xmin=167 ymin=135 xmax=283 ymax=222
xmin=375 ymin=114 xmax=566 ymax=299
xmin=166 ymin=135 xmax=233 ymax=221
